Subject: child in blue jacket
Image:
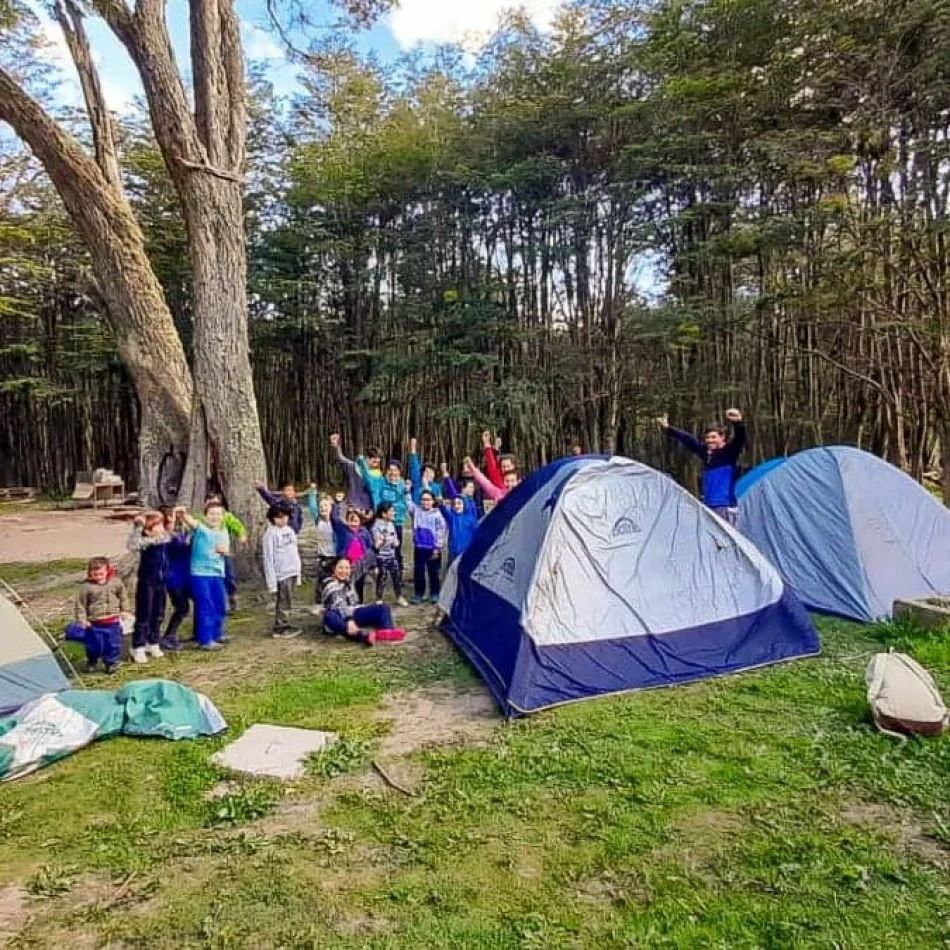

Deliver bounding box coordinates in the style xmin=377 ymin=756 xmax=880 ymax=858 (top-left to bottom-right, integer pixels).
xmin=160 ymin=507 xmax=191 ymax=651
xmin=408 ymin=437 xmax=442 ymax=505
xmin=658 ymin=408 xmax=746 ymax=522
xmin=440 ymin=475 xmax=478 ymax=561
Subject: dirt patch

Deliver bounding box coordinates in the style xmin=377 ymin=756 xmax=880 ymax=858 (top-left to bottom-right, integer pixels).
xmin=0 ymin=885 xmax=28 ymax=937
xmin=375 ymin=685 xmax=500 ymax=757
xmin=0 ymin=508 xmax=129 ymax=564
xmin=841 ymin=801 xmax=949 ymax=868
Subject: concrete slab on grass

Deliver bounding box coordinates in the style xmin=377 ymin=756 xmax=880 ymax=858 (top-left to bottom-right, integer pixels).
xmin=212 ymin=724 xmax=338 ymax=780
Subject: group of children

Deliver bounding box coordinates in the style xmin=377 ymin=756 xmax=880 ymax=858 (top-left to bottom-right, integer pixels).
xmin=75 ymin=498 xmax=240 ymax=673
xmin=252 ymin=433 xmax=523 ymax=645
xmin=77 ymin=413 xmax=747 ymax=670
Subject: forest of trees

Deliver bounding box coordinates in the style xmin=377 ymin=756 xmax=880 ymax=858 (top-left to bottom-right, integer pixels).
xmin=1 ymin=0 xmax=948 ymax=501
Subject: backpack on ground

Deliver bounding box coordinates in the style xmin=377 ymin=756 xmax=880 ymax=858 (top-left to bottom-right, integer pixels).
xmin=865 ymin=651 xmax=948 ymax=738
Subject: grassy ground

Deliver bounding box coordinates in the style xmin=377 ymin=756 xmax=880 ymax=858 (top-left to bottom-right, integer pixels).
xmin=0 ymin=565 xmax=948 ymax=949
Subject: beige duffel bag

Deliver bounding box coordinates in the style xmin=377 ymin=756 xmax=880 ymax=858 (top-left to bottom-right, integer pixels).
xmin=865 ymin=652 xmax=949 ymax=738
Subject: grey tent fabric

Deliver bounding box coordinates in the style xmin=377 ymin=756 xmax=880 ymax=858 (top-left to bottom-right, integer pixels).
xmin=0 ymin=593 xmax=69 ymax=714
xmin=737 ymin=447 xmax=950 ymax=621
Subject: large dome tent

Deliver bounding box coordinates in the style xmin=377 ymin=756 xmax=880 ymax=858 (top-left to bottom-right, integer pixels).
xmin=736 ymin=446 xmax=950 ymax=621
xmin=0 ymin=591 xmax=70 ymax=714
xmin=439 ymin=456 xmax=819 ymax=717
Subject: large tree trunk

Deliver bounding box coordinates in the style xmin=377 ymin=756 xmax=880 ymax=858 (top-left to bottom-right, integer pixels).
xmin=179 ymin=173 xmax=268 ymax=546
xmin=0 ymin=68 xmax=193 ymax=505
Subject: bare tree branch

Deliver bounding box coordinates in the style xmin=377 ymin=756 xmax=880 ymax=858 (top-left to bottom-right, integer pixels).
xmin=88 ymin=0 xmax=205 ymax=176
xmin=53 ymin=0 xmax=123 ymax=196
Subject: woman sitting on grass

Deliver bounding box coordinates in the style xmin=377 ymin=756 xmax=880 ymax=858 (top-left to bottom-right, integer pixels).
xmin=321 ymin=557 xmax=404 ymax=646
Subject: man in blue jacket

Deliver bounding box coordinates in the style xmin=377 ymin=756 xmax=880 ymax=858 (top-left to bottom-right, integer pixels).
xmin=658 ymin=408 xmax=746 ymax=523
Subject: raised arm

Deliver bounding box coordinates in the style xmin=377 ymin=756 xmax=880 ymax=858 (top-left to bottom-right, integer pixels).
xmin=721 ymin=410 xmax=746 ymax=462
xmin=465 ymin=457 xmax=503 ymax=501
xmin=482 ymin=431 xmax=504 ymax=490
xmin=178 ymin=508 xmax=199 ymax=530
xmin=441 ymin=473 xmax=460 ymax=500
xmin=254 ymin=482 xmax=279 ymax=506
xmin=305 ymin=484 xmax=319 ymax=523
xmin=331 ymin=434 xmax=359 ymax=475
xmin=409 ymin=438 xmax=422 ymax=504
xmin=657 ymin=415 xmax=705 ymax=459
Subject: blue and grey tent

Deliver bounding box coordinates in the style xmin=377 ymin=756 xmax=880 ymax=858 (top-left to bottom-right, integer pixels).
xmin=0 ymin=591 xmax=69 ymax=715
xmin=439 ymin=456 xmax=820 ymax=717
xmin=737 ymin=446 xmax=950 ymax=621
xmin=736 ymin=457 xmax=788 ymax=499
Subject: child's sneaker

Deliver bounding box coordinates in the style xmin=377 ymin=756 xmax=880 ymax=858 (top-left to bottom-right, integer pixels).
xmin=359 ymin=630 xmax=376 ymax=647
xmin=428 ymin=596 xmax=440 ymax=605
xmin=131 ymin=647 xmax=149 ymax=664
xmin=104 ymin=662 xmax=120 ymax=675
xmin=410 ymin=596 xmax=423 ymax=606
xmin=146 ymin=644 xmax=164 ymax=659
xmin=396 ymin=597 xmax=409 ymax=607
xmin=85 ymin=660 xmax=99 ymax=674
xmin=199 ymin=642 xmax=223 ymax=652
xmin=376 ymin=628 xmax=406 ymax=642
xmin=309 ymin=605 xmax=324 ymax=617
xmin=272 ymin=628 xmax=302 ymax=640
xmin=160 ymin=636 xmax=182 ymax=652
xmin=228 ymin=595 xmax=239 ymax=613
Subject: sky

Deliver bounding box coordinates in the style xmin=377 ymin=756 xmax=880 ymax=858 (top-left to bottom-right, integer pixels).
xmin=36 ymin=0 xmax=565 ymax=112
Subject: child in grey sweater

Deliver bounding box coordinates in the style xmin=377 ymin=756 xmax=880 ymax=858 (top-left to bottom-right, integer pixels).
xmin=263 ymin=503 xmax=302 ymax=640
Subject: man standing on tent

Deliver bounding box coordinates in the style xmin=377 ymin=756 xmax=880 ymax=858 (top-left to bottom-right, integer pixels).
xmin=657 ymin=409 xmax=746 ymax=523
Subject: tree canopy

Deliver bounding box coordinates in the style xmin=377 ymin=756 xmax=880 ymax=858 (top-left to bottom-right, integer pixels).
xmin=1 ymin=0 xmax=948 ymax=499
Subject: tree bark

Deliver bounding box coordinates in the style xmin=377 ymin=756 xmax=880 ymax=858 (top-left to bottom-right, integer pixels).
xmin=88 ymin=0 xmax=268 ymax=535
xmin=179 ymin=172 xmax=268 ymax=540
xmin=0 ymin=67 xmax=193 ymax=505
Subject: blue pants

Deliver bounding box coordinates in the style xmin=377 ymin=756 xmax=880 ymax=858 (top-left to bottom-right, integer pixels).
xmin=191 ymin=575 xmax=226 ymax=646
xmin=324 ymin=604 xmax=393 ymax=636
xmin=224 ymin=557 xmax=237 ymax=598
xmin=164 ymin=585 xmax=190 ymax=643
xmin=85 ymin=621 xmax=122 ymax=667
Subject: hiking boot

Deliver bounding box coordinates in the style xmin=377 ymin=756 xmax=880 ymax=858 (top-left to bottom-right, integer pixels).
xmin=131 ymin=647 xmax=149 ymax=664
xmin=396 ymin=597 xmax=409 ymax=608
xmin=146 ymin=643 xmax=164 ymax=659
xmin=199 ymin=642 xmax=223 ymax=652
xmin=272 ymin=628 xmax=302 ymax=640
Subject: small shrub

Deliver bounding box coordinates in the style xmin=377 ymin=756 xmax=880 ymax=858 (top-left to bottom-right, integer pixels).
xmin=307 ymin=736 xmax=372 ymax=779
xmin=205 ymin=784 xmax=280 ymax=827
xmin=25 ymin=864 xmax=78 ymax=899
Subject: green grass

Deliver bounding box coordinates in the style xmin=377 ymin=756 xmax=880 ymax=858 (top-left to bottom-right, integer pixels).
xmin=1 ymin=608 xmax=948 ymax=948
xmin=0 ymin=558 xmax=87 ymax=589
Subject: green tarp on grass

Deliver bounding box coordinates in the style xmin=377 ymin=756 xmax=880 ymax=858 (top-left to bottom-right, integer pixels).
xmin=0 ymin=679 xmax=226 ymax=782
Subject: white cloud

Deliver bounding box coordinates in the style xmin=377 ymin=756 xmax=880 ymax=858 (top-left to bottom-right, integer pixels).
xmin=35 ymin=14 xmax=140 ymax=113
xmin=387 ymin=0 xmax=562 ymax=51
xmin=242 ymin=23 xmax=285 ymax=63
